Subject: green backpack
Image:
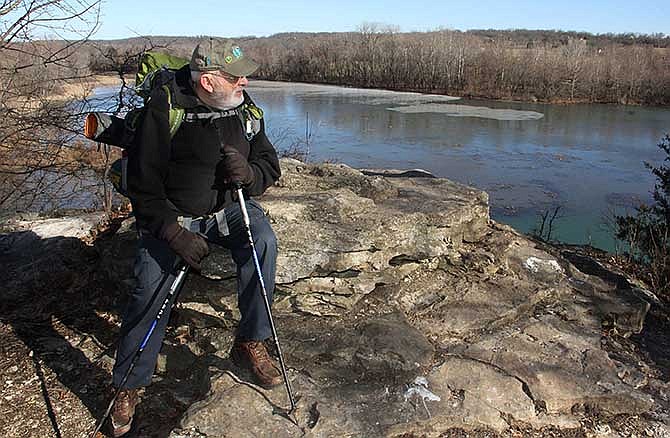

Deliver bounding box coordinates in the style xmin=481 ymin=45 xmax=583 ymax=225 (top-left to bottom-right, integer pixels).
xmin=134 ymin=51 xmax=190 ymax=137
xmin=84 ymin=51 xmax=263 ymax=197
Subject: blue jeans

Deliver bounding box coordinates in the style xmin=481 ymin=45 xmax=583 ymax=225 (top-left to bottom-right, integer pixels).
xmin=112 ymin=200 xmax=277 ymax=389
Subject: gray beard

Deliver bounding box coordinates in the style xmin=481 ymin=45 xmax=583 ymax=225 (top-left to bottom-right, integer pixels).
xmin=207 ymin=92 xmax=244 ymax=110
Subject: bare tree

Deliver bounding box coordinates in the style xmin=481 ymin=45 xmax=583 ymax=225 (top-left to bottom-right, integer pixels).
xmin=532 ymin=206 xmax=563 ymax=242
xmin=562 ymin=38 xmax=587 ymax=101
xmin=0 ymin=0 xmax=101 ymax=213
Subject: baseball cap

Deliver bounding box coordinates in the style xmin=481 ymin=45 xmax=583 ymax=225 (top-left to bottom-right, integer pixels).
xmin=190 ymin=38 xmax=259 ymax=77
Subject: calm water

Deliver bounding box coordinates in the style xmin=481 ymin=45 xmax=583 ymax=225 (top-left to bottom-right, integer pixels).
xmin=91 ymin=82 xmax=670 ymax=251
xmin=245 ymin=81 xmax=670 ymax=251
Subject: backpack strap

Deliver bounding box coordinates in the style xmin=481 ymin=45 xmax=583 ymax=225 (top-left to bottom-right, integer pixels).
xmin=179 ymin=98 xmax=265 ymax=140
xmin=183 ymin=108 xmax=239 ymax=122
xmin=162 ymin=84 xmax=186 ymax=137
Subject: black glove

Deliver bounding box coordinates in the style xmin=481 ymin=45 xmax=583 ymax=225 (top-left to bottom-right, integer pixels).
xmin=221 ymin=146 xmax=254 ymax=187
xmin=160 ymin=222 xmax=209 ymax=270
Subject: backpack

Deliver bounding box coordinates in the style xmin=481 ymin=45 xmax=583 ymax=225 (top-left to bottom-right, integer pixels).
xmin=84 ymin=51 xmax=264 ymax=197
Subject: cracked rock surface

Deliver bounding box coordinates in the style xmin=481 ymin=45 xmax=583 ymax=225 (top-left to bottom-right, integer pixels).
xmin=1 ymin=159 xmax=668 ymax=437
xmin=169 ymin=160 xmax=662 ymax=437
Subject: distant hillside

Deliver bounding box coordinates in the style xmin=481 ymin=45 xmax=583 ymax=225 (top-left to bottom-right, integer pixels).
xmin=84 ymin=29 xmax=670 ymax=105
xmin=467 ymin=28 xmax=670 ymax=48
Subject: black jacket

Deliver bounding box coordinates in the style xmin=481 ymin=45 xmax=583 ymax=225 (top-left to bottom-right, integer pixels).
xmin=127 ymin=65 xmax=281 ymax=236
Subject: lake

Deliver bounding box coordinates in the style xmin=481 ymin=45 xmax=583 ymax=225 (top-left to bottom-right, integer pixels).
xmin=92 ymin=81 xmax=670 ymax=251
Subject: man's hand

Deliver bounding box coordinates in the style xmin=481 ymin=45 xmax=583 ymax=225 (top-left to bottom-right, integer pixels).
xmin=221 ymin=146 xmax=254 ymax=187
xmin=160 ymin=222 xmax=209 ymax=270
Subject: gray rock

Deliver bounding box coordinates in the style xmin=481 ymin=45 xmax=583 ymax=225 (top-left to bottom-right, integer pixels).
xmin=353 ymin=313 xmax=434 ymax=380
xmin=200 ymin=160 xmax=490 ymax=289
xmin=426 ymin=357 xmax=536 ymax=432
xmin=175 ymin=372 xmax=303 ymax=438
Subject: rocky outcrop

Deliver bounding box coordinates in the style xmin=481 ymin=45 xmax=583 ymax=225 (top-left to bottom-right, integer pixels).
xmin=1 ymin=159 xmax=668 ymax=437
xmin=172 ymin=160 xmax=662 ymax=437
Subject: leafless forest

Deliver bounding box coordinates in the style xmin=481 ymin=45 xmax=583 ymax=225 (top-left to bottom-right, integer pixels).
xmin=248 ymin=26 xmax=670 ymax=105
xmin=88 ymin=27 xmax=670 ymax=106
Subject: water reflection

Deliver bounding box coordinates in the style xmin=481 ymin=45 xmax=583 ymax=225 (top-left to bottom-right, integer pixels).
xmin=248 ymin=81 xmax=670 ymax=250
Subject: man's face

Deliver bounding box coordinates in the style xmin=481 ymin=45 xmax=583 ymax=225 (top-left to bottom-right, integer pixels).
xmin=206 ymin=71 xmax=249 ymax=109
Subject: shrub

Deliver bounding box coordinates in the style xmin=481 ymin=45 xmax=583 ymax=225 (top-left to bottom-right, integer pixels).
xmin=616 ymin=135 xmax=670 ymax=299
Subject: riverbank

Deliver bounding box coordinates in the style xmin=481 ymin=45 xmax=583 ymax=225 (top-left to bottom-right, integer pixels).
xmin=53 ymin=74 xmax=125 ymax=102
xmin=84 ymin=72 xmax=666 ymax=108
xmin=254 ymin=78 xmax=661 ymax=107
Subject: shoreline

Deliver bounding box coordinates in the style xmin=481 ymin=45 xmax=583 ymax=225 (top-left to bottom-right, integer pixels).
xmin=252 ymin=77 xmax=665 ymax=108
xmin=53 ymin=74 xmax=129 ymax=101
xmin=83 ymin=74 xmax=668 ymax=108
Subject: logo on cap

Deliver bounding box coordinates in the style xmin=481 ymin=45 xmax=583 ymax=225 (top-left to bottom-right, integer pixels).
xmin=232 ymin=46 xmax=243 ymax=58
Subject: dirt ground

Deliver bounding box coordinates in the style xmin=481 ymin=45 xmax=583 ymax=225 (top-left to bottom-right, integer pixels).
xmin=1 ymin=222 xmax=669 ymax=437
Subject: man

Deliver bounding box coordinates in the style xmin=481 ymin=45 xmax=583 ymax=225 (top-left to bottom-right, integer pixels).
xmin=109 ymin=38 xmax=282 ymax=437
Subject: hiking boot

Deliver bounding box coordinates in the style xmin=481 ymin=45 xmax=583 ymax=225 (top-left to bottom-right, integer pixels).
xmin=231 ymin=339 xmax=283 ymax=388
xmin=110 ymin=388 xmax=139 ymax=437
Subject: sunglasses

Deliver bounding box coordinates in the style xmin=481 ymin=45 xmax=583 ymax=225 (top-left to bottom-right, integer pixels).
xmin=208 ymin=71 xmax=244 ymax=85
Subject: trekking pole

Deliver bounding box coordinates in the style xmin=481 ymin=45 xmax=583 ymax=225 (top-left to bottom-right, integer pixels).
xmin=236 ymin=187 xmax=296 ymax=413
xmin=90 ymin=262 xmax=190 ymax=437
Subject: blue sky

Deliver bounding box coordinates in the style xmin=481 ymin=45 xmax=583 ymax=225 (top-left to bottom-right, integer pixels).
xmin=95 ymin=0 xmax=668 ymax=40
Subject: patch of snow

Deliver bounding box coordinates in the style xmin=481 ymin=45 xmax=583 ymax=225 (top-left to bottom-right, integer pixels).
xmin=249 ymin=80 xmax=461 ymax=106
xmin=387 ymin=103 xmax=544 ymax=121
xmin=524 ymin=257 xmax=563 ymax=274
xmin=404 ymin=376 xmax=441 ymax=402
xmin=413 ymin=376 xmax=429 ymax=387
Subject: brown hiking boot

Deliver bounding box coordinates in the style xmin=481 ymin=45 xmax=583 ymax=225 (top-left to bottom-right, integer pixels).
xmin=110 ymin=388 xmax=139 ymax=437
xmin=231 ymin=339 xmax=283 ymax=388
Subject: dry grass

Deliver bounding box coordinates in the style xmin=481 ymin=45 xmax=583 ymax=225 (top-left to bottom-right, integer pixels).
xmin=52 ymin=74 xmax=126 ymax=101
